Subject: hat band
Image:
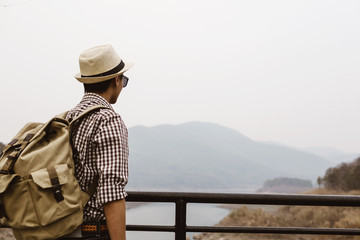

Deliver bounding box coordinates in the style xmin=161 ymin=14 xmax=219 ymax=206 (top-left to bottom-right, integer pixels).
xmin=81 ymin=60 xmax=125 ymax=78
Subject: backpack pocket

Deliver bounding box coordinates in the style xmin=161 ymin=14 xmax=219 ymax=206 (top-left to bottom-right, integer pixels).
xmin=28 ymin=164 xmax=84 ymax=226
xmin=0 ymin=175 xmax=39 ymax=228
xmin=1 ymin=164 xmax=84 ymax=228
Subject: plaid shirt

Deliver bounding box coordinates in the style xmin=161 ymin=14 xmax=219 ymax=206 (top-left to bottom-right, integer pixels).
xmin=66 ymin=92 xmax=129 ymax=221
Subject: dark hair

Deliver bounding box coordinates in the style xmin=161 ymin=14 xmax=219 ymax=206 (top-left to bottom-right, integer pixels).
xmin=83 ymin=78 xmax=115 ymax=93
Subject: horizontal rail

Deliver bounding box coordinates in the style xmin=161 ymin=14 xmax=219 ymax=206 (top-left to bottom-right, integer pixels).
xmin=127 ymin=191 xmax=360 ymax=206
xmin=186 ymin=226 xmax=360 ymax=235
xmin=126 ymin=191 xmax=360 ymax=239
xmin=127 ymin=224 xmax=175 ymax=232
xmin=126 ymin=225 xmax=360 ymax=235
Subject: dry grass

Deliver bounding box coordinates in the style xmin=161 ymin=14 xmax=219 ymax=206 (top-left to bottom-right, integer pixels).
xmin=0 ymin=228 xmax=15 ymax=240
xmin=194 ymin=189 xmax=360 ymax=240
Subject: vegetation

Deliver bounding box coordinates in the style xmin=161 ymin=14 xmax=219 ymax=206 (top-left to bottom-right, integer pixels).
xmin=319 ymin=157 xmax=360 ymax=191
xmin=195 ymin=189 xmax=360 ymax=240
xmin=0 ymin=141 xmax=13 ymax=239
xmin=256 ymin=177 xmax=314 ymax=193
xmin=196 ymin=159 xmax=360 ymax=240
xmin=0 ymin=229 xmax=14 ymax=240
xmin=263 ymin=177 xmax=312 ymax=188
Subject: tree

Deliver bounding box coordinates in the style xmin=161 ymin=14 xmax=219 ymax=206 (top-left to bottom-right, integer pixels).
xmin=322 ymin=157 xmax=360 ymax=191
xmin=264 ymin=177 xmax=313 ymax=188
xmin=317 ymin=176 xmax=322 ymax=188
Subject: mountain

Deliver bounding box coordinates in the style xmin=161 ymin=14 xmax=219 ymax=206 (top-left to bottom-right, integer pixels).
xmin=126 ymin=122 xmax=333 ymax=192
xmin=301 ymin=146 xmax=359 ymax=165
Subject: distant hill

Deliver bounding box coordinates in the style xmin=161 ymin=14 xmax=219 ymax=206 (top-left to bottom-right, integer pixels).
xmin=256 ymin=177 xmax=313 ymax=193
xmin=301 ymin=146 xmax=359 ymax=165
xmin=127 ymin=122 xmax=333 ymax=192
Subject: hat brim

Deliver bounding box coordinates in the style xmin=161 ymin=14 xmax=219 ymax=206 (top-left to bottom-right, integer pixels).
xmin=75 ymin=62 xmax=134 ymax=84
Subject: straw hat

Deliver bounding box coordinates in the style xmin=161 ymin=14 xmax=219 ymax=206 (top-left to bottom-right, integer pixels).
xmin=75 ymin=44 xmax=134 ymax=84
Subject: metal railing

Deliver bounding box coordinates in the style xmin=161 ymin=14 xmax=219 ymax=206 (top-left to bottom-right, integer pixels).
xmin=126 ymin=191 xmax=360 ymax=240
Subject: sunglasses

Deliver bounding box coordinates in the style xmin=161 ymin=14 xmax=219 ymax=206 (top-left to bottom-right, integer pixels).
xmin=121 ymin=75 xmax=129 ymax=88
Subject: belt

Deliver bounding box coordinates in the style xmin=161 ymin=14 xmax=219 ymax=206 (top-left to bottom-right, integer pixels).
xmin=81 ymin=220 xmax=109 ymax=238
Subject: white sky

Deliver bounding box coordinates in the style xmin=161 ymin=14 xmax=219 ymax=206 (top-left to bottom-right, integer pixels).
xmin=1 ymin=0 xmax=360 ymax=153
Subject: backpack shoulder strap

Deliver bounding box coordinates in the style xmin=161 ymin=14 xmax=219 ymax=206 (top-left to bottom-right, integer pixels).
xmin=69 ymin=105 xmax=109 ymax=125
xmin=69 ymin=105 xmax=108 ymax=199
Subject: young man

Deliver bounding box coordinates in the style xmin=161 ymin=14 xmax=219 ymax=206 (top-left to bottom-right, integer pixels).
xmin=65 ymin=44 xmax=134 ymax=240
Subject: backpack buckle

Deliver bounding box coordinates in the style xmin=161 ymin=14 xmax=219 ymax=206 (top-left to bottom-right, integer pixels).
xmin=53 ymin=188 xmax=64 ymax=202
xmin=50 ymin=177 xmax=64 ymax=203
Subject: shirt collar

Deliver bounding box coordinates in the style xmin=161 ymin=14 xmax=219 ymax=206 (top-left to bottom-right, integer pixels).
xmin=81 ymin=92 xmax=114 ymax=110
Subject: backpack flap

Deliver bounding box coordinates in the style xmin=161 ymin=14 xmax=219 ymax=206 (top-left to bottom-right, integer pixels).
xmin=0 ymin=174 xmax=20 ymax=194
xmin=31 ymin=164 xmax=69 ymax=188
xmin=31 ymin=164 xmax=69 ymax=202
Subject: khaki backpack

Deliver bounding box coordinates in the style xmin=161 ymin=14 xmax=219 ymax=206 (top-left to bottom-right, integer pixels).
xmin=0 ymin=105 xmax=104 ymax=240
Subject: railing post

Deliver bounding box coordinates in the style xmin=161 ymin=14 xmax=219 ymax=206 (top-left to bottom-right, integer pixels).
xmin=175 ymin=199 xmax=187 ymax=240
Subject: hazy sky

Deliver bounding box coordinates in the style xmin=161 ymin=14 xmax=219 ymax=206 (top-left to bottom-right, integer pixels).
xmin=1 ymin=0 xmax=360 ymax=153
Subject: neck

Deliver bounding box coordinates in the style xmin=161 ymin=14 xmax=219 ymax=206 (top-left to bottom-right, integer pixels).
xmin=96 ymin=90 xmax=113 ymax=104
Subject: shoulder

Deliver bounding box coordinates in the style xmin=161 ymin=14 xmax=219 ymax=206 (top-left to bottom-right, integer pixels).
xmin=96 ymin=108 xmax=122 ymax=121
xmin=94 ymin=109 xmax=128 ymax=140
xmin=95 ymin=108 xmax=126 ymax=129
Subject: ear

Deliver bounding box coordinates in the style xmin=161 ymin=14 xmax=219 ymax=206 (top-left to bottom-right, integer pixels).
xmin=114 ymin=76 xmax=121 ymax=86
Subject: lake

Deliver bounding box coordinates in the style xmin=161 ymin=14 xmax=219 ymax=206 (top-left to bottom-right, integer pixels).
xmin=126 ymin=202 xmax=230 ymax=240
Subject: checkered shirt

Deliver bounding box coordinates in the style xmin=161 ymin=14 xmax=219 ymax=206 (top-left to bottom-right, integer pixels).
xmin=66 ymin=92 xmax=129 ymax=221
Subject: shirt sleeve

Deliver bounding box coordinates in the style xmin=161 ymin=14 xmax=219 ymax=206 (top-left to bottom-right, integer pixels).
xmin=94 ymin=113 xmax=129 ymax=205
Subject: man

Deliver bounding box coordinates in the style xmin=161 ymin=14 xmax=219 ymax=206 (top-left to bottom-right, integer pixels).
xmin=65 ymin=44 xmax=134 ymax=240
